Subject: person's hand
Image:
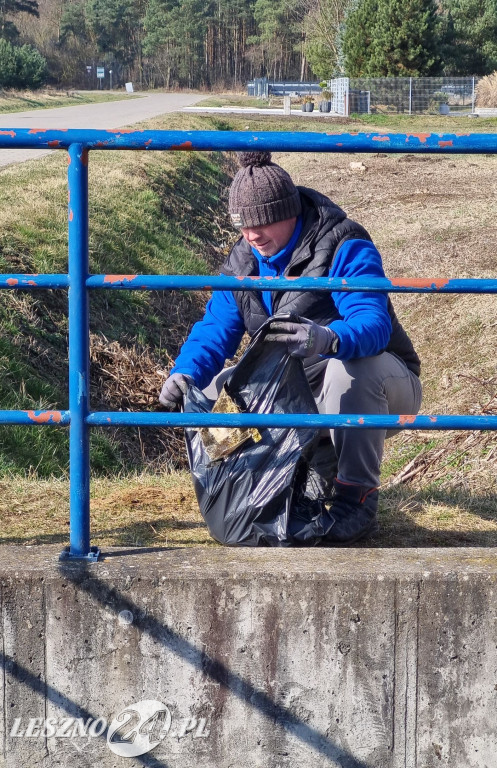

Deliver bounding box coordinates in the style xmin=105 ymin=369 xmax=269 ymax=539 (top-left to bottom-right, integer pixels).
xmin=264 ymin=316 xmax=339 ymax=358
xmin=159 ymin=373 xmax=191 ymax=410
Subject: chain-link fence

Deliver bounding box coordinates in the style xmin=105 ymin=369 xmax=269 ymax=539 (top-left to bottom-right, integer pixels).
xmin=248 ymin=76 xmax=480 ymax=116
xmin=248 ymin=78 xmax=321 ymax=99
xmin=339 ymin=76 xmax=478 ymax=116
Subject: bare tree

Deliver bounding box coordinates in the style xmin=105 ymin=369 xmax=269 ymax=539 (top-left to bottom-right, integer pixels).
xmin=297 ymin=0 xmax=352 ymax=78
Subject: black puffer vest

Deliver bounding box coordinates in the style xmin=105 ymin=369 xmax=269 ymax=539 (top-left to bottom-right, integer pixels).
xmin=221 ymin=187 xmax=420 ymax=384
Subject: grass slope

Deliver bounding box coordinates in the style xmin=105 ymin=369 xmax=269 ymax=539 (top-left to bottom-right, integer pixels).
xmin=0 ymin=112 xmax=235 ymax=475
xmin=0 ymin=88 xmax=138 ymax=113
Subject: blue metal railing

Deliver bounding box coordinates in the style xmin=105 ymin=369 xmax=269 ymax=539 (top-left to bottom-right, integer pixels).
xmin=1 ymin=128 xmax=496 ymax=560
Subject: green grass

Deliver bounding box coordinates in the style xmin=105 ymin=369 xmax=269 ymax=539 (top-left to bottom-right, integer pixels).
xmin=380 ymin=439 xmax=437 ymax=481
xmin=0 ymin=88 xmax=139 ymax=113
xmin=192 ymin=93 xmax=497 ymax=133
xmin=348 ymin=111 xmax=497 ymax=131
xmin=204 ymin=104 xmax=497 ymax=134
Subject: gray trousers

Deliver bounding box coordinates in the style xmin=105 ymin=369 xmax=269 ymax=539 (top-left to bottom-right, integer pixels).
xmin=204 ymin=352 xmax=422 ymax=490
xmin=315 ymin=353 xmax=422 ymax=488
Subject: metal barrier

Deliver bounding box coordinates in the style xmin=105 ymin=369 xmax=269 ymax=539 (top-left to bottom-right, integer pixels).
xmin=1 ymin=128 xmax=497 ymax=560
xmin=248 ymin=79 xmax=322 ymax=98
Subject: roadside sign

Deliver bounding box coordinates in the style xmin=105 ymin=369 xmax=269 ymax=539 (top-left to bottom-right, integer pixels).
xmin=97 ymin=67 xmax=105 ymax=79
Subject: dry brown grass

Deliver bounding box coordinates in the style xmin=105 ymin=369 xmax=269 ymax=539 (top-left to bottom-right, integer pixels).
xmin=2 ymin=464 xmax=497 ymax=549
xmin=0 ymin=474 xmax=213 ymax=548
xmin=279 ymin=146 xmax=497 ymax=540
xmin=475 ymin=72 xmax=497 ymax=108
xmin=282 ymin=149 xmax=497 ymax=411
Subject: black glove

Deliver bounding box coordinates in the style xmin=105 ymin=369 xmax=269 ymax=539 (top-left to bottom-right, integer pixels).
xmin=159 ymin=373 xmax=191 ymax=410
xmin=265 ymin=316 xmax=339 ymax=358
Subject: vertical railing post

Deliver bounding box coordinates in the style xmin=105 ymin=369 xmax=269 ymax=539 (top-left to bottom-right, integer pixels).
xmin=60 ymin=143 xmax=99 ymax=561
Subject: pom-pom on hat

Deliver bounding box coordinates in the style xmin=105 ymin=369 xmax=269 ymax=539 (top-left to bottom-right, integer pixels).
xmin=228 ymin=151 xmax=301 ymax=228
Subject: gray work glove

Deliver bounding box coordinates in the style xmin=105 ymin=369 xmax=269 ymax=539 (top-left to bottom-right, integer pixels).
xmin=265 ymin=316 xmax=339 ymax=358
xmin=159 ymin=373 xmax=191 ymax=410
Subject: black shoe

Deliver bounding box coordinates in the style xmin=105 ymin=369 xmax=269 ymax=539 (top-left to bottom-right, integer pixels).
xmin=325 ymin=479 xmax=379 ymax=545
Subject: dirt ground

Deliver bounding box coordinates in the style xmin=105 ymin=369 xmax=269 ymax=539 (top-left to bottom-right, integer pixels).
xmin=283 ymin=148 xmax=497 ymax=407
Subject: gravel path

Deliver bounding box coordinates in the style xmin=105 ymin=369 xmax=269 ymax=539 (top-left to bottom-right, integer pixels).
xmin=0 ymin=92 xmax=203 ymax=168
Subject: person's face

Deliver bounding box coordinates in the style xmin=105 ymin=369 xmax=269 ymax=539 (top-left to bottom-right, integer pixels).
xmin=241 ymin=217 xmax=297 ymax=257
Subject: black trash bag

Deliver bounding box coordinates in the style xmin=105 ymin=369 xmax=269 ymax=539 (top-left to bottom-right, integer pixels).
xmin=183 ymin=314 xmax=337 ymax=547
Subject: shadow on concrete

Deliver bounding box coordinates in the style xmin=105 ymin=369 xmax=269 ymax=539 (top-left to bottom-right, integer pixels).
xmin=99 ymin=545 xmax=180 ymax=557
xmin=38 ymin=559 xmax=372 ymax=768
xmin=1 ymin=562 xmax=374 ymax=767
xmin=0 ymin=651 xmax=168 ymax=767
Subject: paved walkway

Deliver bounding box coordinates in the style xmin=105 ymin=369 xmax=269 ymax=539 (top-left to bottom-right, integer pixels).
xmin=0 ymin=92 xmax=203 ymax=168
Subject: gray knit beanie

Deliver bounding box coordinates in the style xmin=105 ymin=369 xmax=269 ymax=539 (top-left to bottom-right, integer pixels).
xmin=228 ymin=151 xmax=301 ymax=228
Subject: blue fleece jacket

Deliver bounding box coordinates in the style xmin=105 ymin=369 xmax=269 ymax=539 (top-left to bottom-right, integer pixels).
xmin=171 ymin=232 xmax=391 ymax=389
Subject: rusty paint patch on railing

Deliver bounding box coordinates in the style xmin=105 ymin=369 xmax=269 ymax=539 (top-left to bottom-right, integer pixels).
xmin=107 ymin=128 xmax=141 ymax=134
xmin=27 ymin=410 xmax=63 ymax=424
xmin=408 ymin=133 xmax=431 ymax=144
xmin=398 ymin=415 xmax=417 ymax=426
xmin=391 ymin=278 xmax=450 ymax=290
xmin=103 ymin=274 xmax=138 ymax=284
xmin=170 ymin=141 xmax=194 ymax=150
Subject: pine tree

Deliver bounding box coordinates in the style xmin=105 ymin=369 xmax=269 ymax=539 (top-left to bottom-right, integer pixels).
xmin=143 ymin=0 xmax=208 ymax=88
xmin=439 ymin=0 xmax=497 ymax=74
xmin=342 ymin=0 xmax=378 ymax=76
xmin=252 ymin=0 xmax=301 ymax=80
xmin=372 ymin=0 xmax=440 ymax=75
xmin=343 ymin=0 xmax=441 ymax=77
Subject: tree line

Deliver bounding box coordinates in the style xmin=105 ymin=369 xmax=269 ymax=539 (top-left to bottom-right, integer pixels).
xmin=1 ymin=0 xmax=497 ymax=91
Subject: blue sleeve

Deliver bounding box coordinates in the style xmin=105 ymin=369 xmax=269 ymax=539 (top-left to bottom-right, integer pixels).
xmin=328 ymin=239 xmax=392 ymax=359
xmin=170 ymin=288 xmax=245 ymax=390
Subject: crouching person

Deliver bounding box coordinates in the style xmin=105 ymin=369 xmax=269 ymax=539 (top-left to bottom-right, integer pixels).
xmin=159 ymin=151 xmax=422 ymax=544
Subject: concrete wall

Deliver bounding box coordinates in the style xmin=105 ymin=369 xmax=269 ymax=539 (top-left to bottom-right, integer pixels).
xmin=1 ymin=545 xmax=496 ymax=768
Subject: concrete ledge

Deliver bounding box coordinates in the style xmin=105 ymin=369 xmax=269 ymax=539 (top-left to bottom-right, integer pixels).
xmin=475 ymin=108 xmax=497 ymax=117
xmin=1 ymin=546 xmax=497 ymax=767
xmin=182 ymin=105 xmax=341 ymax=117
